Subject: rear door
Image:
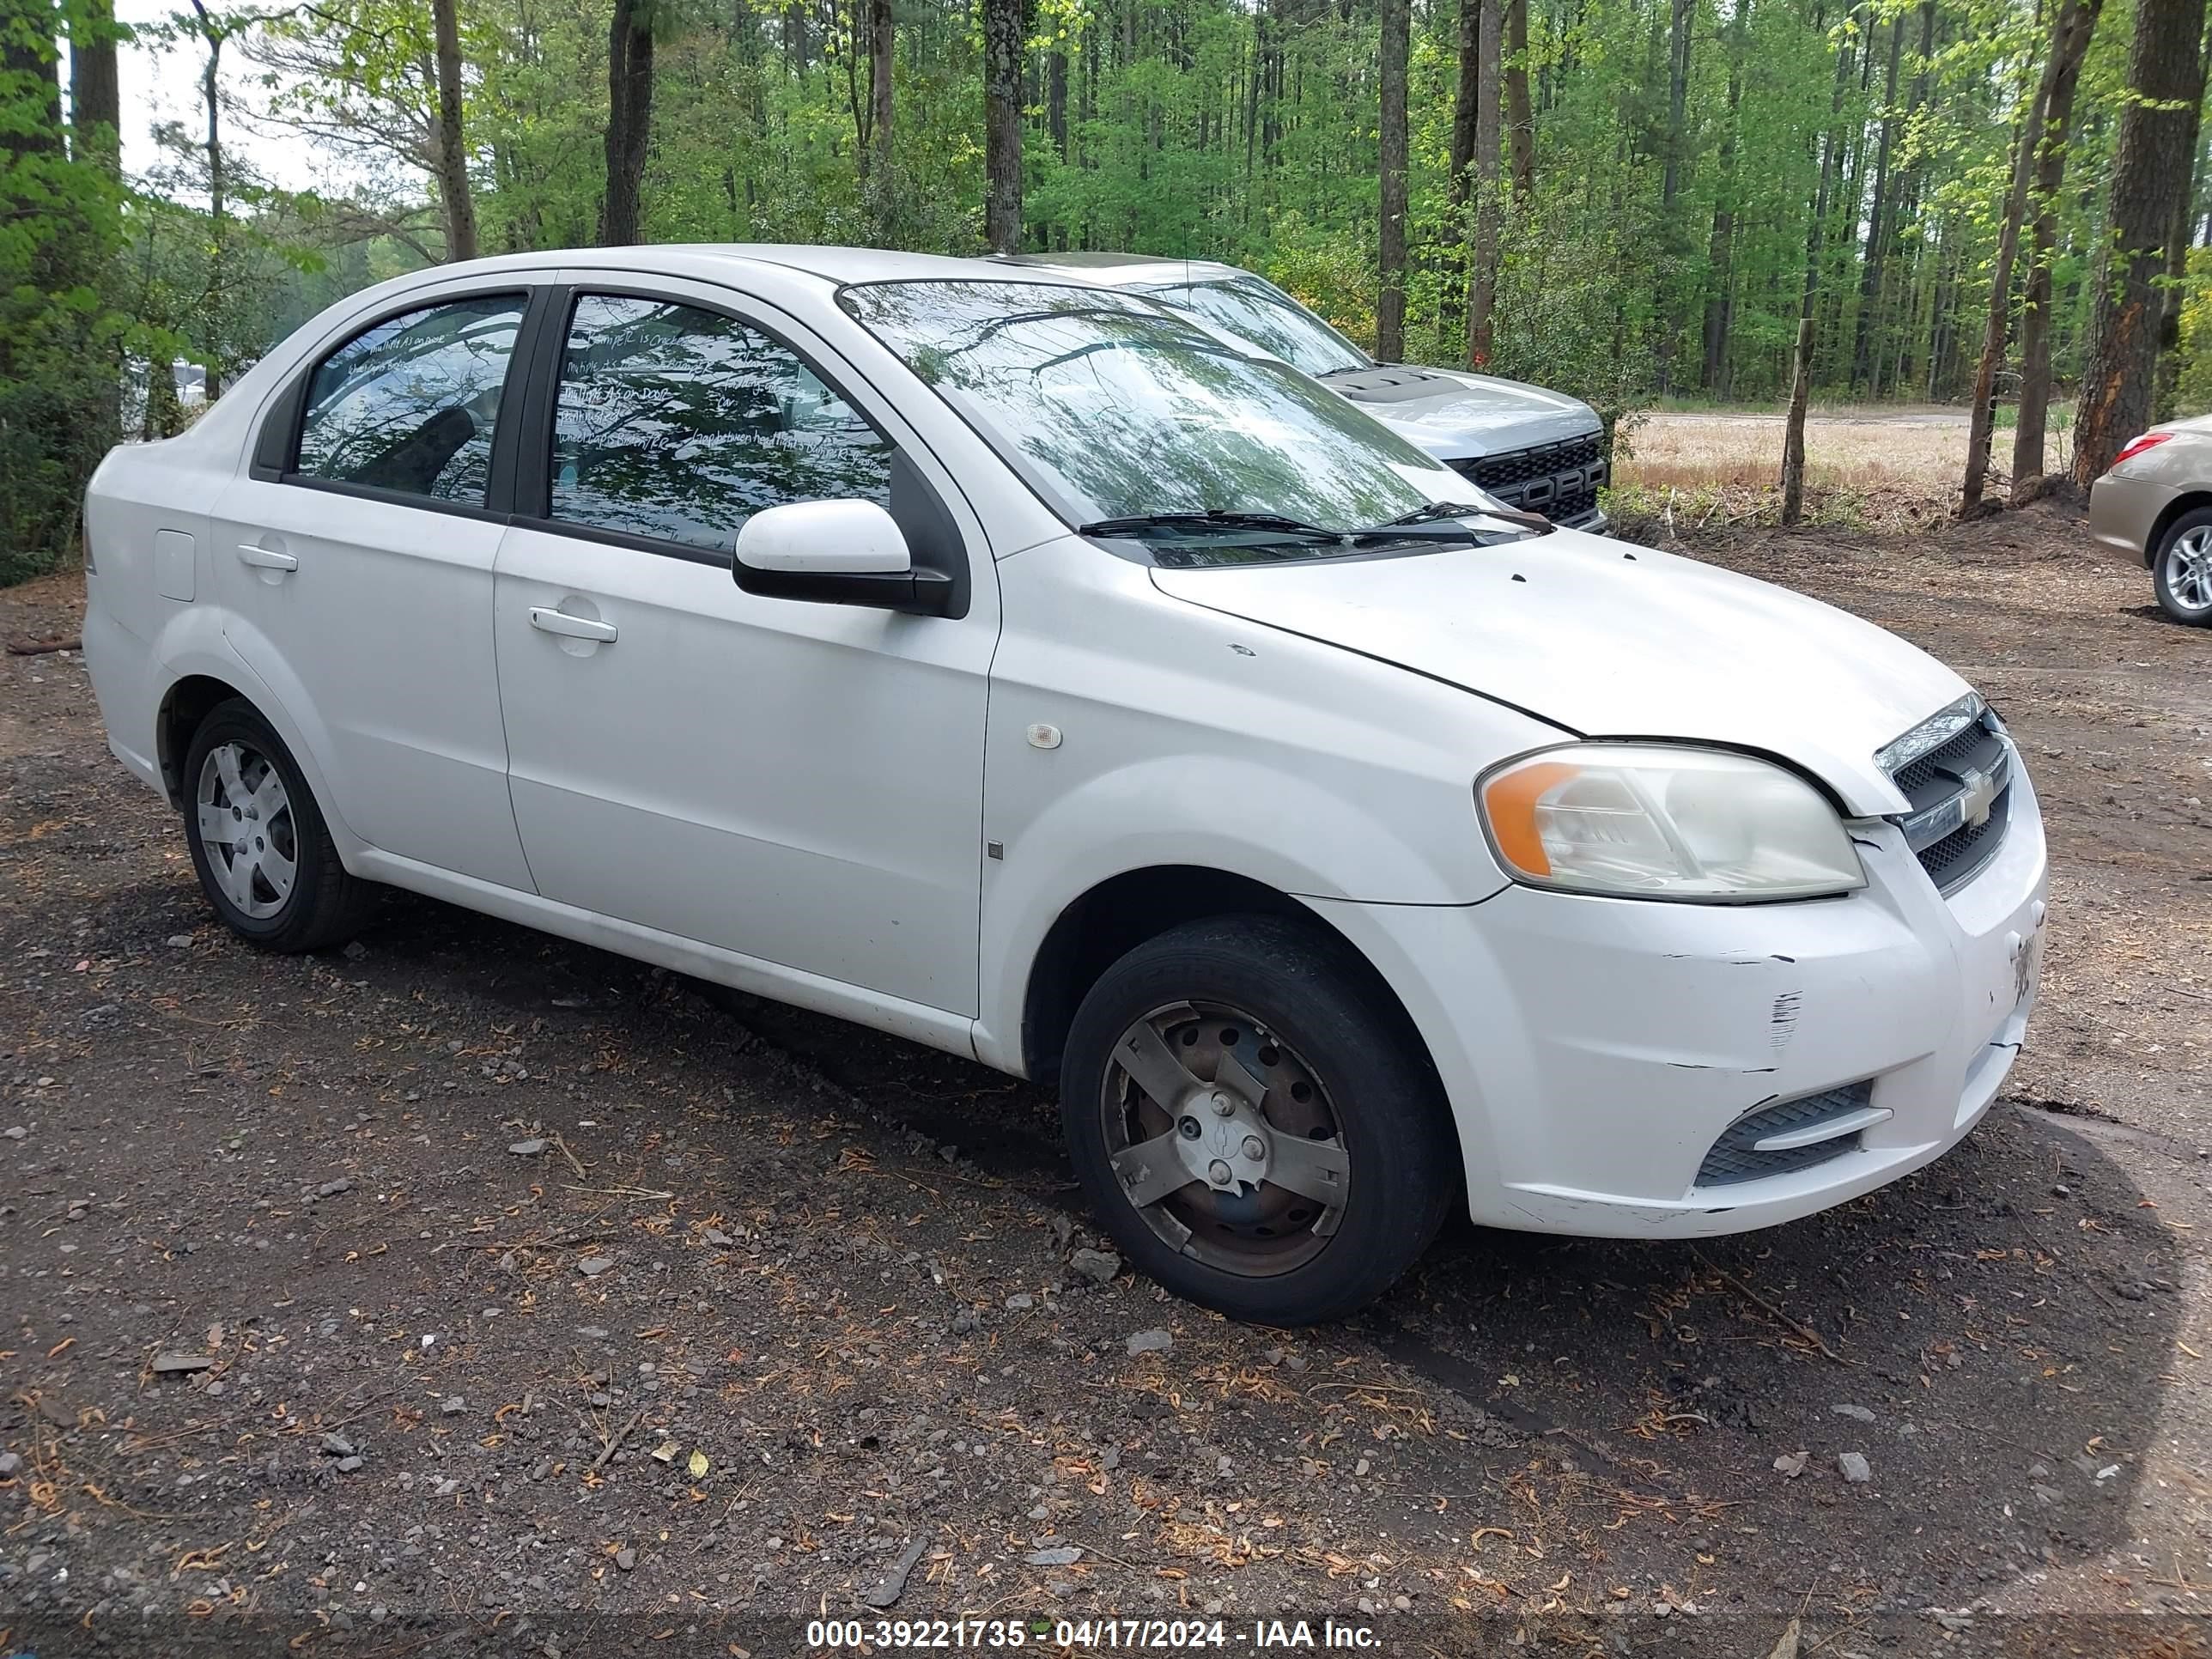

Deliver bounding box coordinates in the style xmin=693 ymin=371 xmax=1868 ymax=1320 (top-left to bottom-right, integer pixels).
xmin=489 ymin=277 xmax=997 ymax=1017
xmin=209 ymin=287 xmax=550 ymax=890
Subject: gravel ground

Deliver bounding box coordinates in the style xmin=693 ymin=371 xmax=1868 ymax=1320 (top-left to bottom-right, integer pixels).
xmin=2 ymin=498 xmax=2209 ymax=1657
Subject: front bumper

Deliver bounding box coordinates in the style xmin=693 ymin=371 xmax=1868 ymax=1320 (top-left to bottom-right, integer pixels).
xmin=2087 ymin=471 xmax=2172 ymax=566
xmin=1321 ymin=768 xmax=2048 ymax=1238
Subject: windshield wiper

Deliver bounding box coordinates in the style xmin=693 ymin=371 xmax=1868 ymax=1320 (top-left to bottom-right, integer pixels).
xmin=1079 ymin=509 xmax=1493 ymax=544
xmin=1078 ymin=510 xmax=1343 ymax=540
xmin=1379 ymin=500 xmax=1553 ymax=534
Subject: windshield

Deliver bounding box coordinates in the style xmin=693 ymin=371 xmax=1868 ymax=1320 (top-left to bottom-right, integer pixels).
xmin=1142 ymin=275 xmax=1371 ymax=377
xmin=838 ymin=279 xmax=1488 ymax=548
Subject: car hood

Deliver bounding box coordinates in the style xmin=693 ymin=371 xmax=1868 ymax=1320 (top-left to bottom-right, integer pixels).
xmin=1318 ymin=364 xmax=1600 ymax=459
xmin=1149 ymin=527 xmax=1971 ymax=813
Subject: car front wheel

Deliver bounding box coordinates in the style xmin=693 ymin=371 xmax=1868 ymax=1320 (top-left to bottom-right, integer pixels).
xmin=2154 ymin=507 xmax=2212 ymax=626
xmin=1060 ymin=915 xmax=1456 ymax=1326
xmin=182 ymin=699 xmax=380 ymax=951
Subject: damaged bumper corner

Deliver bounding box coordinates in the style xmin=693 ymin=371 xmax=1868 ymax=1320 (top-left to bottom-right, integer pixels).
xmin=1325 ymin=769 xmax=2049 ymax=1238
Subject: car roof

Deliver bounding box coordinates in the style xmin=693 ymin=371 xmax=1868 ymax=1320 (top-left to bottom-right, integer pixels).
xmin=995 ymin=252 xmax=1249 ymax=289
xmin=412 ymin=244 xmax=1105 ymax=292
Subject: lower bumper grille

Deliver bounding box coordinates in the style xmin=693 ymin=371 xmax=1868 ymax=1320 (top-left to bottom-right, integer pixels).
xmin=1695 ymin=1082 xmax=1876 ymax=1188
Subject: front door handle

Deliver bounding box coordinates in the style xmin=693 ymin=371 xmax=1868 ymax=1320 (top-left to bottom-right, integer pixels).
xmin=529 ymin=606 xmax=618 ymax=644
xmin=236 ymin=544 xmax=298 ymax=572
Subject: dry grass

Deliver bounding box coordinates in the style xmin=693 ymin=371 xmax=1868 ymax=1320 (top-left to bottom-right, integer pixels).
xmin=1617 ymin=407 xmax=2071 ymax=496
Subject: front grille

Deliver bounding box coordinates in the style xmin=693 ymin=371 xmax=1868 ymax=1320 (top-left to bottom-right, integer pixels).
xmin=1892 ymin=720 xmax=1986 ymax=798
xmin=1695 ymin=1082 xmax=1875 ymax=1188
xmin=1451 ymin=434 xmax=1607 ymax=524
xmin=1880 ymin=697 xmax=2014 ymax=896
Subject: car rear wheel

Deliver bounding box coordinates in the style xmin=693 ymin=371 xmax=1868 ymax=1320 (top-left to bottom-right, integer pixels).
xmin=2153 ymin=508 xmax=2212 ymax=626
xmin=1060 ymin=915 xmax=1456 ymax=1326
xmin=182 ymin=700 xmax=380 ymax=951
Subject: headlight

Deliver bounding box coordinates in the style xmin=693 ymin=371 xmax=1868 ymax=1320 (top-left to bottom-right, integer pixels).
xmin=1477 ymin=743 xmax=1866 ymax=902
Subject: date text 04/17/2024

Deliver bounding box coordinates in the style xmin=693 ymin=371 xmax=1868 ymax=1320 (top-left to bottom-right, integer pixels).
xmin=803 ymin=1618 xmax=1382 ymax=1649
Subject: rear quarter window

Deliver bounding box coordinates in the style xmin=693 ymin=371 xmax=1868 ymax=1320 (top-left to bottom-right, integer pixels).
xmin=292 ymin=295 xmax=529 ymax=504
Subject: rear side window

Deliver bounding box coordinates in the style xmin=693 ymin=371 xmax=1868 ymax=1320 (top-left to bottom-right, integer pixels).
xmin=294 ymin=295 xmax=528 ymax=504
xmin=548 ymin=293 xmax=893 ymax=555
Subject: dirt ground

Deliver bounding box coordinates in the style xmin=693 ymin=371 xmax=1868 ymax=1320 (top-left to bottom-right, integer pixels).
xmin=3 ymin=497 xmax=2209 ymax=1658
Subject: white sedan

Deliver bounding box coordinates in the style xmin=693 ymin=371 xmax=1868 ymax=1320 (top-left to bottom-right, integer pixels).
xmin=82 ymin=245 xmax=2047 ymax=1324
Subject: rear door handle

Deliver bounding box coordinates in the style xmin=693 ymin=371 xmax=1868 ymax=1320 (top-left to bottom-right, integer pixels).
xmin=236 ymin=544 xmax=297 ymax=572
xmin=529 ymin=606 xmax=618 ymax=643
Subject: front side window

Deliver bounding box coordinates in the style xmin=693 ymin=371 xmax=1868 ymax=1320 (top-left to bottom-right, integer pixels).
xmin=841 ymin=278 xmax=1488 ymax=550
xmin=549 ymin=294 xmax=893 ymax=555
xmin=1143 ymin=276 xmax=1370 ymax=377
xmin=295 ymin=295 xmax=527 ymax=503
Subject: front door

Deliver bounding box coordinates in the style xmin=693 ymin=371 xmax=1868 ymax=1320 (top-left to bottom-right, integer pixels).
xmin=490 ymin=283 xmax=995 ymax=1017
xmin=210 ymin=289 xmax=538 ymax=890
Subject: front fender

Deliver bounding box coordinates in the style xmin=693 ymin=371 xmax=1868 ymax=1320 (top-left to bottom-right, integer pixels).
xmin=971 ymin=750 xmax=1510 ymax=1073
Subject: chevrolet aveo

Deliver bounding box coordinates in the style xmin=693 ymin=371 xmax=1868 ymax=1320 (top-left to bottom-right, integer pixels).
xmin=82 ymin=247 xmax=2048 ymax=1324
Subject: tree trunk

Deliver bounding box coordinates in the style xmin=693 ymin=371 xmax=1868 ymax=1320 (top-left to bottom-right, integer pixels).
xmin=1659 ymin=0 xmax=1690 ymax=216
xmin=1781 ymin=316 xmax=1814 ymax=525
xmin=68 ymin=0 xmax=120 ymax=179
xmin=1881 ymin=0 xmax=1937 ymax=392
xmin=2154 ymin=19 xmax=2209 ymax=419
xmin=983 ymin=0 xmax=1024 ymax=252
xmin=1046 ymin=46 xmax=1066 ymax=161
xmin=782 ymin=5 xmax=807 ymax=74
xmin=2072 ymin=0 xmax=2209 ymax=483
xmin=1817 ymin=8 xmax=1872 ymax=383
xmin=870 ymin=0 xmax=895 ymax=177
xmin=1792 ymin=10 xmax=1853 ymax=368
xmin=1848 ymin=16 xmax=1903 ymax=391
xmin=1652 ymin=0 xmax=1693 ymax=392
xmin=1700 ymin=0 xmax=1749 ymax=392
xmin=1468 ymin=0 xmax=1502 ymax=365
xmin=1444 ymin=0 xmax=1479 ymax=343
xmin=1243 ymin=14 xmax=1261 ymax=206
xmin=1504 ymin=0 xmax=1532 ymax=198
xmin=1960 ymin=9 xmax=2068 ymax=514
xmin=429 ymin=0 xmax=479 ymax=261
xmin=2010 ymin=0 xmax=2103 ymax=495
xmin=601 ymin=0 xmax=656 ymax=246
xmin=189 ymin=2 xmax=228 ymax=402
xmin=1376 ymin=0 xmax=1409 ymax=359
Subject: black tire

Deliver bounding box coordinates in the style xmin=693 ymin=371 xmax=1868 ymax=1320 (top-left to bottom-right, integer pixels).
xmin=1060 ymin=915 xmax=1456 ymax=1326
xmin=2151 ymin=506 xmax=2212 ymax=626
xmin=181 ymin=698 xmax=380 ymax=952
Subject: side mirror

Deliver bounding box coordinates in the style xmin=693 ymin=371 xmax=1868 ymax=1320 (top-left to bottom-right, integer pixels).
xmin=732 ymin=498 xmax=953 ymax=615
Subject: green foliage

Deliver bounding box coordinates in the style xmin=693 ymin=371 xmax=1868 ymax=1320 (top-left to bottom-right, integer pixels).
xmin=2174 ymin=247 xmax=2212 ymax=417
xmin=4 ymin=0 xmax=2203 ymax=582
xmin=3 ymin=0 xmax=131 ymax=580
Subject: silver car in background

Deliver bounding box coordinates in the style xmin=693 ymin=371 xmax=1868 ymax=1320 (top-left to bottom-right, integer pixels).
xmin=1000 ymin=252 xmax=1610 ymax=531
xmin=2087 ymin=415 xmax=2212 ymax=625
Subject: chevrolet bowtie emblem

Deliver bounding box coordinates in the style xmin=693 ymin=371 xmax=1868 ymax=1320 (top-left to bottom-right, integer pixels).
xmin=1959 ymin=766 xmax=1997 ymax=827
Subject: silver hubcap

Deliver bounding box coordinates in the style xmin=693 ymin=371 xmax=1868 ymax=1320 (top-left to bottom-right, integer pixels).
xmin=1102 ymin=1001 xmax=1350 ymax=1278
xmin=196 ymin=741 xmax=297 ymax=919
xmin=2166 ymin=526 xmax=2212 ymax=613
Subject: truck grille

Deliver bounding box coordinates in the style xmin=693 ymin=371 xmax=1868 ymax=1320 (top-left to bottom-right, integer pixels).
xmin=1449 ymin=434 xmax=1607 ymax=525
xmin=1878 ymin=696 xmax=2014 ymax=896
xmin=1695 ymin=1082 xmax=1876 ymax=1188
